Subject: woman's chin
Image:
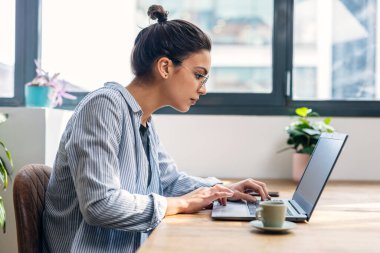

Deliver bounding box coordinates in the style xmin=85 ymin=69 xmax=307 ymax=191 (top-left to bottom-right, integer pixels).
xmin=171 ymin=105 xmax=191 ymax=113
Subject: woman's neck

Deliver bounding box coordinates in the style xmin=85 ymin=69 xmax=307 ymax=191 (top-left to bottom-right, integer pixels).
xmin=126 ymin=78 xmax=163 ymax=126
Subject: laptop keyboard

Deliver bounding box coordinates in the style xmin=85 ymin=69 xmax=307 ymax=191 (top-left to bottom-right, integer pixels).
xmin=247 ymin=201 xmax=260 ymax=215
xmin=247 ymin=201 xmax=293 ymax=216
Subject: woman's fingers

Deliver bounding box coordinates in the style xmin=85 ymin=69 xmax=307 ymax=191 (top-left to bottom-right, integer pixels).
xmin=179 ymin=179 xmax=271 ymax=213
xmin=212 ymin=184 xmax=234 ymax=194
xmin=253 ymin=180 xmax=270 ymax=198
xmin=217 ymin=196 xmax=228 ymax=206
xmin=180 ymin=181 xmax=271 ymax=213
xmin=232 ymin=190 xmax=257 ymax=202
xmin=211 ymin=185 xmax=234 ymax=205
xmin=177 ymin=186 xmax=235 ymax=213
xmin=213 ymin=191 xmax=234 ymax=199
xmin=227 ymin=179 xmax=271 ymax=201
xmin=242 ymin=179 xmax=270 ymax=200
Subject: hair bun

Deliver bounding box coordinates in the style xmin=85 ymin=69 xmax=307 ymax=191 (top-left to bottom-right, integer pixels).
xmin=147 ymin=5 xmax=168 ymax=24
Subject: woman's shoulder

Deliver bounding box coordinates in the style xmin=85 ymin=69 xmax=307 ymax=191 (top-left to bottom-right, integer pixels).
xmin=86 ymin=82 xmax=125 ymax=101
xmin=67 ymin=83 xmax=135 ymax=126
xmin=75 ymin=83 xmax=128 ymax=110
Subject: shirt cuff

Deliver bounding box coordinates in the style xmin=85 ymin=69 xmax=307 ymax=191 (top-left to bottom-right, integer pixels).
xmin=148 ymin=193 xmax=168 ymax=230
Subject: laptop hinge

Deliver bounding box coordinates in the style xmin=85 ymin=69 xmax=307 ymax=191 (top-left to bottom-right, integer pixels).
xmin=289 ymin=200 xmax=307 ymax=215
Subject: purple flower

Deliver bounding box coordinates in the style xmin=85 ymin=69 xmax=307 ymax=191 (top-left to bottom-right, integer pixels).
xmin=26 ymin=60 xmax=77 ymax=107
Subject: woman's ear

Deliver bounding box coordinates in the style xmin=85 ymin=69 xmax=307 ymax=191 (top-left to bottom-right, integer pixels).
xmin=156 ymin=57 xmax=171 ymax=80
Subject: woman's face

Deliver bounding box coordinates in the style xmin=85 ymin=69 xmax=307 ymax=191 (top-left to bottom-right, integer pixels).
xmin=164 ymin=50 xmax=211 ymax=112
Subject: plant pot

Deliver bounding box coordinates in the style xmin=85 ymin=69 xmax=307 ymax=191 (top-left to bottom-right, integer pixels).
xmin=292 ymin=153 xmax=310 ymax=183
xmin=25 ymin=86 xmax=53 ymax=107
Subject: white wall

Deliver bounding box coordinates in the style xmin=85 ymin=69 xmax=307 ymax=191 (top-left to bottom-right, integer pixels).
xmin=0 ymin=107 xmax=379 ymax=252
xmin=154 ymin=115 xmax=380 ymax=181
xmin=0 ymin=108 xmax=71 ymax=253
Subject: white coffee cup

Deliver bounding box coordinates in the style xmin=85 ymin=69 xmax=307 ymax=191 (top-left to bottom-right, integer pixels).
xmin=255 ymin=200 xmax=287 ymax=227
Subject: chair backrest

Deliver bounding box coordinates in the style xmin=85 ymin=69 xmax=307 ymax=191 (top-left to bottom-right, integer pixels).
xmin=13 ymin=164 xmax=51 ymax=253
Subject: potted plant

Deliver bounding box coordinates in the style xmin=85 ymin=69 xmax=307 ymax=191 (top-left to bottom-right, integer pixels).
xmin=280 ymin=107 xmax=335 ymax=182
xmin=25 ymin=60 xmax=77 ymax=107
xmin=0 ymin=113 xmax=13 ymax=233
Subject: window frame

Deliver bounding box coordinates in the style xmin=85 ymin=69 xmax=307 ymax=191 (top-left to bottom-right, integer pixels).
xmin=0 ymin=0 xmax=39 ymax=106
xmin=59 ymin=0 xmax=290 ymax=111
xmin=3 ymin=0 xmax=380 ymax=117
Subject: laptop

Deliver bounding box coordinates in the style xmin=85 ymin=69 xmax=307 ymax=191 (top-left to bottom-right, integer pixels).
xmin=211 ymin=132 xmax=348 ymax=222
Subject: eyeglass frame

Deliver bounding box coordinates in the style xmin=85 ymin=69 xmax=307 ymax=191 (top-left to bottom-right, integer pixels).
xmin=169 ymin=58 xmax=209 ymax=88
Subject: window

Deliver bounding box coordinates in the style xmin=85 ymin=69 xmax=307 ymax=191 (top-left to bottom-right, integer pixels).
xmin=137 ymin=0 xmax=274 ymax=94
xmin=3 ymin=0 xmax=380 ymax=116
xmin=39 ymin=0 xmax=283 ymax=111
xmin=293 ymin=0 xmax=380 ymax=101
xmin=0 ymin=0 xmax=15 ymax=98
xmin=0 ymin=0 xmax=38 ymax=106
xmin=41 ymin=0 xmax=274 ymax=96
xmin=41 ymin=0 xmax=135 ymax=93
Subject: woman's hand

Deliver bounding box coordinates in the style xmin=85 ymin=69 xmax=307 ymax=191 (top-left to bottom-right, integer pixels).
xmin=227 ymin=178 xmax=270 ymax=202
xmin=165 ymin=185 xmax=234 ymax=216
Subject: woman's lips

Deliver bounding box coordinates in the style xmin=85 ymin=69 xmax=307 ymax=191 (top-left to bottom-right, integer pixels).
xmin=190 ymin=98 xmax=198 ymax=105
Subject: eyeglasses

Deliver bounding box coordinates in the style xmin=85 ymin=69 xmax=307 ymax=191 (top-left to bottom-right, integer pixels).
xmin=171 ymin=59 xmax=209 ymax=88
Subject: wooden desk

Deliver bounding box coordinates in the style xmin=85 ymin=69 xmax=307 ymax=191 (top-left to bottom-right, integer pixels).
xmin=138 ymin=180 xmax=380 ymax=253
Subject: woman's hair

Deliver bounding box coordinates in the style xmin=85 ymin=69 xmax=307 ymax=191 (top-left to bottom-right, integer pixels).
xmin=131 ymin=4 xmax=211 ymax=79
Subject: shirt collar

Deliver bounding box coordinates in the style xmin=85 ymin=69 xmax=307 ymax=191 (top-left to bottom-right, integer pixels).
xmin=104 ymin=82 xmax=152 ymax=123
xmin=104 ymin=81 xmax=141 ymax=112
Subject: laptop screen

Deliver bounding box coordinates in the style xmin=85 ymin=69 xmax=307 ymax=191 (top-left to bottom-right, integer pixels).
xmin=292 ymin=133 xmax=348 ymax=220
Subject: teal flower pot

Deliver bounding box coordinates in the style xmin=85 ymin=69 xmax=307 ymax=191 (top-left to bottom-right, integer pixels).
xmin=25 ymin=86 xmax=53 ymax=107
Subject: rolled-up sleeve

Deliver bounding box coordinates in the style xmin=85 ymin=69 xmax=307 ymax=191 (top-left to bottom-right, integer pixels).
xmin=157 ymin=142 xmax=222 ymax=197
xmin=66 ymin=92 xmax=166 ymax=232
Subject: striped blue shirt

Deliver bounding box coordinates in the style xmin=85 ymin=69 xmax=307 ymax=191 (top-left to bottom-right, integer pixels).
xmin=42 ymin=82 xmax=220 ymax=253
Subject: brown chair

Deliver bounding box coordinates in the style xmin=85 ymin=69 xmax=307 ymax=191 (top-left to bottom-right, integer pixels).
xmin=13 ymin=164 xmax=52 ymax=253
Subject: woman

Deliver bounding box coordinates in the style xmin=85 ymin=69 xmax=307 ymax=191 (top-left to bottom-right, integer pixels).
xmin=43 ymin=5 xmax=270 ymax=253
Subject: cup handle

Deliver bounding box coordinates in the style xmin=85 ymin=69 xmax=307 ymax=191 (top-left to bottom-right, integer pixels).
xmin=256 ymin=207 xmax=263 ymax=221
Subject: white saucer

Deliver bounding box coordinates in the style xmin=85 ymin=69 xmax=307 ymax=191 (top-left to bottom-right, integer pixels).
xmin=250 ymin=220 xmax=296 ymax=232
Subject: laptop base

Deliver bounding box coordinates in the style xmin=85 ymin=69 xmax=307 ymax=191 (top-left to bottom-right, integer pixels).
xmin=211 ymin=200 xmax=307 ymax=222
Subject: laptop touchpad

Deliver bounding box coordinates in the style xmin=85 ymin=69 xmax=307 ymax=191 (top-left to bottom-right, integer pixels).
xmin=213 ymin=201 xmax=251 ymax=217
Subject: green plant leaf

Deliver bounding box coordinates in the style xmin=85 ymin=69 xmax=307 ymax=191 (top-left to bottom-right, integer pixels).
xmin=308 ymin=111 xmax=320 ymax=117
xmin=0 ymin=197 xmax=5 ymax=233
xmin=302 ymin=146 xmax=316 ymax=155
xmin=287 ymin=131 xmax=302 ymax=139
xmin=284 ymin=107 xmax=336 ymax=154
xmin=0 ymin=113 xmax=7 ymax=124
xmin=302 ymin=128 xmax=320 ymax=136
xmin=0 ymin=141 xmax=13 ymax=168
xmin=0 ymin=113 xmax=10 ymax=234
xmin=287 ymin=138 xmax=295 ymax=145
xmin=0 ymin=158 xmax=8 ymax=190
xmin=298 ymin=118 xmax=311 ymax=127
xmin=295 ymin=107 xmax=311 ymax=117
xmin=323 ymin=117 xmax=332 ymax=125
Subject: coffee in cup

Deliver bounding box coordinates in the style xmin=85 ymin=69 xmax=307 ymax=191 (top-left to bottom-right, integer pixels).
xmin=255 ymin=200 xmax=287 ymax=227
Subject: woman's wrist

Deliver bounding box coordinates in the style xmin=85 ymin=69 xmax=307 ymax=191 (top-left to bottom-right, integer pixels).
xmin=165 ymin=197 xmax=187 ymax=216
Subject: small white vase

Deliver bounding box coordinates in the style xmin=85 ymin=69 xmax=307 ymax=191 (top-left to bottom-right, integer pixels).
xmin=292 ymin=153 xmax=310 ymax=183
